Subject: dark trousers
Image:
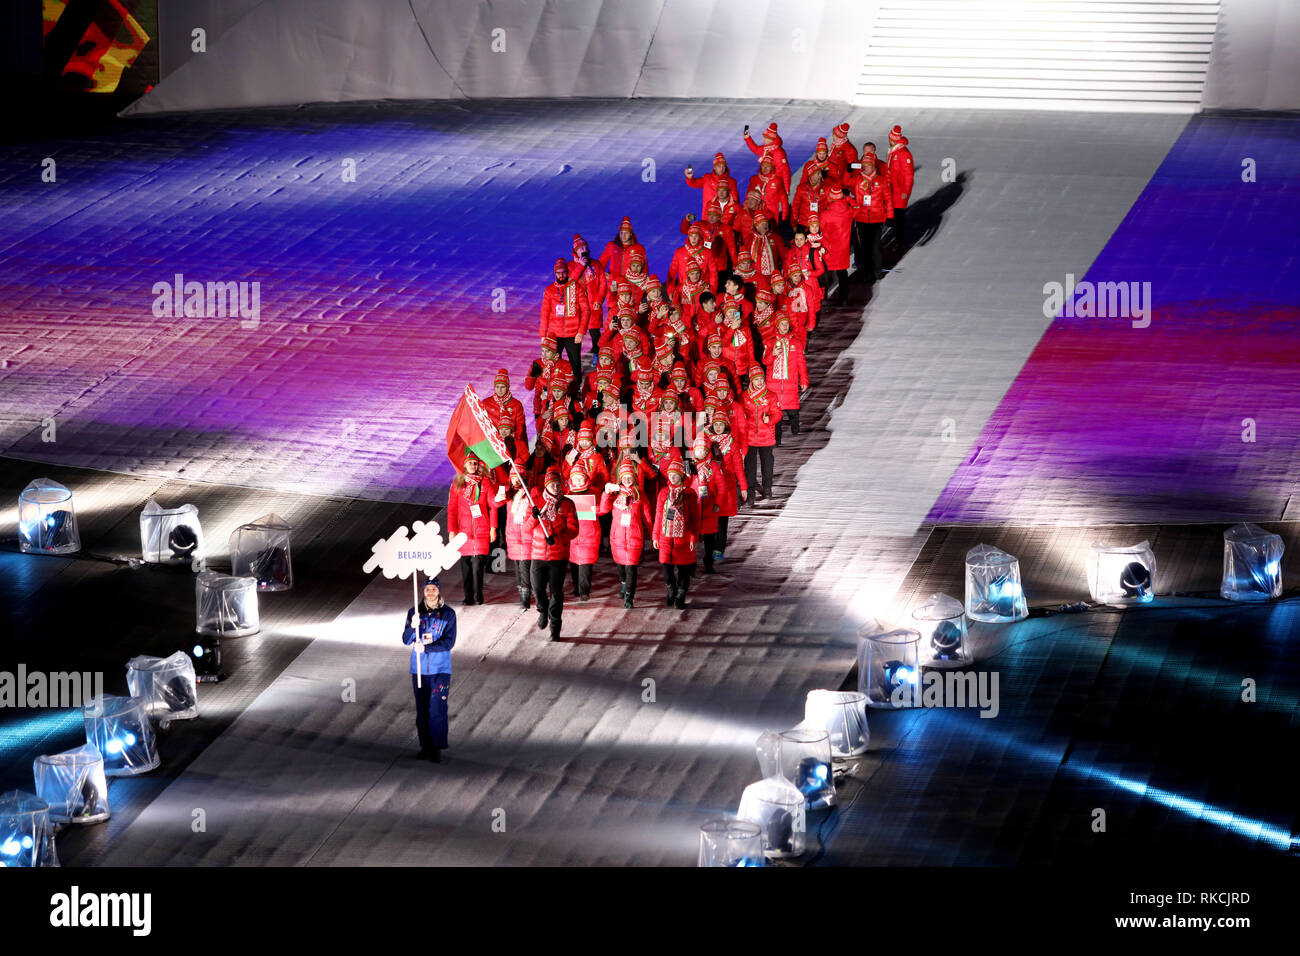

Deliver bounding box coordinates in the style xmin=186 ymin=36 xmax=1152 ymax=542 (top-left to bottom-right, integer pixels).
xmin=664 ymin=562 xmax=694 ymax=594
xmin=744 ymin=445 xmax=775 ymax=498
xmin=412 ymin=672 xmax=450 ymax=750
xmin=775 ymin=409 xmax=800 ymax=445
xmin=531 ymin=558 xmax=567 ymax=624
xmin=460 ymin=554 xmax=486 ymax=602
xmin=715 ymin=515 xmax=730 ymax=554
xmin=852 ymin=222 xmax=883 ymax=280
xmin=556 ymin=335 xmax=583 ymax=382
xmin=890 ymin=207 xmax=907 ymax=248
xmin=828 ymin=269 xmax=848 ymax=304
xmin=570 ymin=562 xmax=593 ymax=597
xmin=617 ymin=563 xmax=639 ymax=595
xmin=514 ymin=557 xmax=532 ymax=594
xmin=702 ymin=533 xmax=717 ymax=571
xmin=588 ymin=329 xmax=601 ymax=363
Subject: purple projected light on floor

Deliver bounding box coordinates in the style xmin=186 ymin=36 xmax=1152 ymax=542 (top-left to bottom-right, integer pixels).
xmin=930 ymin=114 xmax=1300 ymax=526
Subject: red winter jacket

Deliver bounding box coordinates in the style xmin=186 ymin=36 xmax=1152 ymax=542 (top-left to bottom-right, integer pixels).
xmin=740 ymin=387 xmax=782 ymax=447
xmin=829 ymin=140 xmax=858 ymax=181
xmin=447 ymin=478 xmax=499 ymax=556
xmin=850 ymin=171 xmax=893 ymax=224
xmin=681 ymin=216 xmax=737 ymax=273
xmin=887 ymin=143 xmax=914 ymax=209
xmin=668 ymin=241 xmax=717 ymax=297
xmin=746 ymin=172 xmax=790 ymax=223
xmin=817 ymin=198 xmax=854 ymax=270
xmin=504 ymin=487 xmax=534 ymax=561
xmin=599 ymin=489 xmax=650 ymax=566
xmin=482 ymin=393 xmax=529 ymax=446
xmin=685 ymin=170 xmax=741 ymax=218
xmin=566 ymin=496 xmax=601 ymax=566
xmin=570 ymin=258 xmax=609 ymax=332
xmin=523 ymin=492 xmax=579 ymax=562
xmin=652 ymin=484 xmax=701 ymax=565
xmin=690 ymin=460 xmax=725 ymax=535
xmin=540 ymin=280 xmax=591 ymax=340
xmin=765 ymin=334 xmax=809 ymax=410
xmin=744 ymin=133 xmax=792 ymax=195
xmin=793 ymin=178 xmax=831 ymax=227
xmin=599 ymin=239 xmax=648 ymax=280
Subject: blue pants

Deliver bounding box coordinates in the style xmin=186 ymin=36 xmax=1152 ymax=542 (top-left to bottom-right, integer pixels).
xmin=412 ymin=672 xmax=451 ymax=750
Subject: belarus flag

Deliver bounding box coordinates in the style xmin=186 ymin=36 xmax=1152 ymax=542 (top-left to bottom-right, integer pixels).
xmin=445 ymin=384 xmax=510 ymax=470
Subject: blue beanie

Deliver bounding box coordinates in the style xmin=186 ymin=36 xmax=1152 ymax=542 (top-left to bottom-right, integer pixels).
xmin=423 ymin=574 xmax=441 ymax=589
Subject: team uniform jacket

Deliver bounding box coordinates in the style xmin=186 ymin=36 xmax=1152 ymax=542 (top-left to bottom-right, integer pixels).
xmin=652 ymin=485 xmax=701 ymax=565
xmin=446 ymin=478 xmax=499 ymax=556
xmin=599 ymin=489 xmax=651 ymax=565
xmin=522 ymin=493 xmax=580 ymax=562
xmin=540 ymin=280 xmax=592 ymax=340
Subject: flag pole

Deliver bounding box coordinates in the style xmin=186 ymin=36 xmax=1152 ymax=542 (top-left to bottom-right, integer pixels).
xmin=412 ymin=571 xmax=422 ymax=689
xmin=463 ymin=384 xmax=553 ymax=539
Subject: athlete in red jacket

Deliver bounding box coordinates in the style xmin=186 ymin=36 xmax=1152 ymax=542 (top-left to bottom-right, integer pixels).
xmin=765 ymin=314 xmax=809 ymax=444
xmin=740 ymin=365 xmax=781 ymax=505
xmin=828 ymin=122 xmax=858 ymax=183
xmin=743 ymin=122 xmax=792 ymax=197
xmin=564 ymin=461 xmax=601 ymax=601
xmin=704 ymin=412 xmax=744 ymax=563
xmin=523 ymin=467 xmax=579 ymax=641
xmin=540 ymin=258 xmax=591 ymax=380
xmin=481 ymin=367 xmax=529 ymax=447
xmin=447 ymin=454 xmax=498 ymax=606
xmin=849 ymin=165 xmax=893 ymax=284
xmin=886 ymin=126 xmax=915 ymax=247
xmin=668 ymin=222 xmax=718 ymax=298
xmin=599 ymin=216 xmax=648 ymax=281
xmin=653 ymin=455 xmax=701 ymax=608
xmin=599 ymin=459 xmax=652 ymax=608
xmin=815 ymin=186 xmax=854 ymax=304
xmin=570 ymin=235 xmax=608 ymax=363
xmin=746 ymin=156 xmax=790 ymax=224
xmin=503 ymin=461 xmax=535 ymax=609
xmin=688 ymin=434 xmax=725 ymax=574
xmin=684 ymin=152 xmax=740 ymax=219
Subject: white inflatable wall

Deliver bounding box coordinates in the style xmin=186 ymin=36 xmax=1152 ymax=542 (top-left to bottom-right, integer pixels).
xmin=132 ymin=0 xmax=1296 ymax=115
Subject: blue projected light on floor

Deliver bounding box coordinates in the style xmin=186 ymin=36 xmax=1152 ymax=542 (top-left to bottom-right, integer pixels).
xmin=921 ymin=710 xmax=1294 ymax=851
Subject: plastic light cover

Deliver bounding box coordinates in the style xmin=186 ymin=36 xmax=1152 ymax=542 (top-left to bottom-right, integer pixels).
xmin=737 ymin=777 xmax=806 ymax=857
xmin=127 ymin=650 xmax=199 ymax=722
xmin=1221 ymin=523 xmax=1283 ymax=602
xmin=139 ymin=498 xmax=205 ymax=564
xmin=33 ymin=744 xmax=110 ymax=825
xmin=1087 ymin=541 xmax=1157 ymax=605
xmin=18 ymin=478 xmax=81 ymax=555
xmin=804 ymin=690 xmax=869 ymax=757
xmin=82 ymin=695 xmax=160 ymax=777
xmin=697 ymin=818 xmax=765 ymax=867
xmin=195 ymin=571 xmax=260 ymax=637
xmin=0 ymin=791 xmax=59 ymax=866
xmin=856 ymin=618 xmax=922 ymax=709
xmin=965 ymin=544 xmax=1028 ymax=622
xmin=230 ymin=513 xmax=294 ymax=591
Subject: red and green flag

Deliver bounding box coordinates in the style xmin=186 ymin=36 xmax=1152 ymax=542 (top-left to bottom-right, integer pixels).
xmin=446 ymin=384 xmax=509 ymax=470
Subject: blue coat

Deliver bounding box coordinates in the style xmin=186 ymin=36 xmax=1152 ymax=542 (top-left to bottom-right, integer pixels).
xmin=402 ymin=603 xmax=457 ymax=675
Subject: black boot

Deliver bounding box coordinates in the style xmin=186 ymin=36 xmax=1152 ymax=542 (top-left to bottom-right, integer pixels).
xmin=624 ymin=588 xmax=634 ymax=609
xmin=518 ymin=588 xmax=531 ymax=609
xmin=619 ymin=580 xmax=627 ymax=599
xmin=536 ymin=610 xmax=549 ymax=631
xmin=549 ymin=619 xmax=562 ymax=642
xmin=675 ymin=584 xmax=688 ymax=610
xmin=427 ymin=748 xmax=442 ymax=763
xmin=665 ymin=587 xmax=676 ymax=608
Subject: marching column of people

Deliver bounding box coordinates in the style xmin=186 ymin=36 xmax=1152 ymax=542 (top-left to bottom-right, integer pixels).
xmin=450 ymin=118 xmax=917 ymax=639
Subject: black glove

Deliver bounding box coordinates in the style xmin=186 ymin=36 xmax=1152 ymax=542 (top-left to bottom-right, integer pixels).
xmin=531 ymin=505 xmax=541 ymax=518
xmin=530 ymin=360 xmax=542 ymax=377
xmin=544 ymin=534 xmax=556 ymax=546
xmin=743 ymin=124 xmax=750 ymax=135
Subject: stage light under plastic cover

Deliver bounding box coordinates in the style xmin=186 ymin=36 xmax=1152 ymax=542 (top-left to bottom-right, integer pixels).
xmin=17 ymin=478 xmax=81 ymax=555
xmin=965 ymin=543 xmax=1028 ymax=622
xmin=1221 ymin=523 xmax=1283 ymax=601
xmin=1087 ymin=541 xmax=1156 ymax=605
